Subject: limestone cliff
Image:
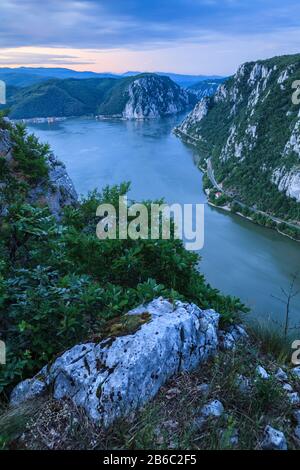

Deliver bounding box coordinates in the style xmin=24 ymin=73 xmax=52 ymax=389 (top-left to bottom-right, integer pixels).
xmin=121 ymin=75 xmax=194 ymax=119
xmin=176 ymin=54 xmax=300 ymax=220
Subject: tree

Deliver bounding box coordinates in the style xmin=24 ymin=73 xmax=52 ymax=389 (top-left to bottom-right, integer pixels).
xmin=272 ymin=272 xmax=300 ymax=338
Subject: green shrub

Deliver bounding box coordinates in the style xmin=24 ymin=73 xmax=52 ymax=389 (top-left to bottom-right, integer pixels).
xmin=10 ymin=124 xmax=49 ymax=184
xmin=0 ymin=125 xmax=247 ymax=398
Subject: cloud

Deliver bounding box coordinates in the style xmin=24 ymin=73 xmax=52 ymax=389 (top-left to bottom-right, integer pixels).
xmin=0 ymin=0 xmax=300 ymax=50
xmin=0 ymin=1 xmax=300 ymax=74
xmin=0 ymin=49 xmax=94 ymax=65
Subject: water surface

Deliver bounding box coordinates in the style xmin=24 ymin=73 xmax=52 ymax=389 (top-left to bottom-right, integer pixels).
xmin=27 ymin=116 xmax=300 ymax=328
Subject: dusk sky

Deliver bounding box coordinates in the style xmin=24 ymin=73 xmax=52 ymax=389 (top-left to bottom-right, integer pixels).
xmin=1 ymin=0 xmax=300 ymax=75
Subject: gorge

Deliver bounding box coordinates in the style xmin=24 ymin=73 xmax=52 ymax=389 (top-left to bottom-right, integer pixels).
xmin=27 ymin=114 xmax=300 ymax=328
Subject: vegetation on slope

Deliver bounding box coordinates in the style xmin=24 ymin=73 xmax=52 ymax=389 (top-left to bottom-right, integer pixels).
xmin=0 ymin=120 xmax=246 ymax=400
xmin=179 ymin=53 xmax=300 ymax=222
xmin=5 ymin=78 xmax=118 ymax=119
xmin=1 ymin=74 xmax=195 ymax=119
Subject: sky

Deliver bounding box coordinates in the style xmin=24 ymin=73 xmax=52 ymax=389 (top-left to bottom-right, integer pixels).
xmin=1 ymin=0 xmax=300 ymax=75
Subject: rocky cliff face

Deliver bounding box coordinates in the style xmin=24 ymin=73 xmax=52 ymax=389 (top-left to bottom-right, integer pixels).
xmin=176 ymin=54 xmax=300 ymax=219
xmin=188 ymin=78 xmax=226 ymax=100
xmin=122 ymin=75 xmax=194 ymax=119
xmin=27 ymin=153 xmax=78 ymax=219
xmin=0 ymin=124 xmax=77 ymax=218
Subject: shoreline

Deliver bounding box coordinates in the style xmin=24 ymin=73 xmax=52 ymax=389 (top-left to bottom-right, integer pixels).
xmin=175 ymin=128 xmax=300 ymax=244
xmin=208 ymin=201 xmax=300 ymax=243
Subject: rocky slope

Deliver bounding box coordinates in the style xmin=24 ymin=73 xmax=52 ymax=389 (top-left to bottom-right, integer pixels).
xmin=4 ymin=74 xmax=196 ymax=120
xmin=27 ymin=153 xmax=78 ymax=219
xmin=176 ymin=54 xmax=300 ymax=221
xmin=188 ymin=78 xmax=227 ymax=100
xmin=8 ymin=298 xmax=300 ymax=450
xmin=10 ymin=298 xmax=222 ymax=425
xmin=0 ymin=121 xmax=77 ymax=218
xmin=120 ymin=75 xmax=193 ymax=119
xmin=10 ymin=298 xmax=249 ymax=427
xmin=97 ymin=74 xmax=195 ymax=119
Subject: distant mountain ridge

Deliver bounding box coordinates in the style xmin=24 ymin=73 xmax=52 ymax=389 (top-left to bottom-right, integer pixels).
xmin=0 ymin=67 xmax=119 ymax=88
xmin=0 ymin=66 xmax=224 ymax=89
xmin=124 ymin=71 xmax=224 ymax=88
xmin=3 ymin=73 xmax=196 ymax=119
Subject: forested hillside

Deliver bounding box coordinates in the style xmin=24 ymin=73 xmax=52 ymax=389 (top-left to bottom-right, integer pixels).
xmin=2 ymin=74 xmax=196 ymax=119
xmin=176 ymin=54 xmax=300 ymax=222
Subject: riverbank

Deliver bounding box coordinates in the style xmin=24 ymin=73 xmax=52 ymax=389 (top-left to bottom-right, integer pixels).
xmin=28 ymin=116 xmax=300 ymax=326
xmin=208 ymin=200 xmax=300 ymax=243
xmin=13 ymin=116 xmax=68 ymax=124
xmin=174 ymin=128 xmax=300 ymax=243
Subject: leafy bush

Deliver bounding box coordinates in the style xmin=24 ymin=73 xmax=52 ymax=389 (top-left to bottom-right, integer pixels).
xmin=0 ymin=125 xmax=247 ymax=398
xmin=10 ymin=124 xmax=49 ymax=184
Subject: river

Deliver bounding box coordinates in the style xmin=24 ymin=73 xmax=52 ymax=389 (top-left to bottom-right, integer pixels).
xmin=27 ymin=114 xmax=300 ymax=329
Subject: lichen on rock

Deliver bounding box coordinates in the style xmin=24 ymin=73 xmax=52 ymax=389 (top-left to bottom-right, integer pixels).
xmin=10 ymin=298 xmax=222 ymax=426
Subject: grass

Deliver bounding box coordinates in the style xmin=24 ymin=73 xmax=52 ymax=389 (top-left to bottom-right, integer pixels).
xmin=247 ymin=320 xmax=295 ymax=364
xmin=0 ymin=400 xmax=45 ymax=449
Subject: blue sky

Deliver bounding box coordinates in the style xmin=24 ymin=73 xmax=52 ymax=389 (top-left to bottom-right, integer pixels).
xmin=1 ymin=0 xmax=300 ymax=74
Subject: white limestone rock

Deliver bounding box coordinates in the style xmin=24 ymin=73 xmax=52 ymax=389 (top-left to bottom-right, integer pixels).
xmin=293 ymin=410 xmax=300 ymax=425
xmin=10 ymin=375 xmax=48 ymax=407
xmin=272 ymin=166 xmax=300 ymax=203
xmin=122 ymin=76 xmax=191 ymax=119
xmin=0 ymin=129 xmax=11 ymax=157
xmin=294 ymin=426 xmax=300 ymax=441
xmin=261 ymin=425 xmax=287 ymax=451
xmin=196 ymin=383 xmax=210 ymax=395
xmin=27 ymin=153 xmax=78 ymax=219
xmin=256 ymin=366 xmax=270 ymax=380
xmin=287 ymin=392 xmax=300 ymax=406
xmin=236 ymin=374 xmax=251 ymax=394
xmin=218 ymin=330 xmax=235 ymax=350
xmin=176 ymin=98 xmax=209 ymax=136
xmin=0 ymin=130 xmax=77 ymax=219
xmin=275 ymin=368 xmax=288 ymax=382
xmin=200 ymin=399 xmax=224 ymax=418
xmin=282 ymin=383 xmax=293 ymax=392
xmin=10 ymin=298 xmax=220 ymax=427
xmin=214 ymin=84 xmax=228 ymax=103
xmin=292 ymin=366 xmax=300 ymax=379
xmin=219 ymin=324 xmax=248 ymax=351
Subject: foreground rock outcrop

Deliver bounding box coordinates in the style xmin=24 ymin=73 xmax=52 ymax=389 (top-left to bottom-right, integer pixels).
xmin=10 ymin=298 xmax=247 ymax=426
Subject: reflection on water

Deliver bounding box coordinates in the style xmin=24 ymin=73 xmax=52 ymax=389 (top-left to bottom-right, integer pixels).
xmin=28 ymin=116 xmax=300 ymax=329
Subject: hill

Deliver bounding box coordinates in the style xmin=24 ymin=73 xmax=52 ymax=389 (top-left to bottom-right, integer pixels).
xmin=4 ymin=74 xmax=196 ymax=119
